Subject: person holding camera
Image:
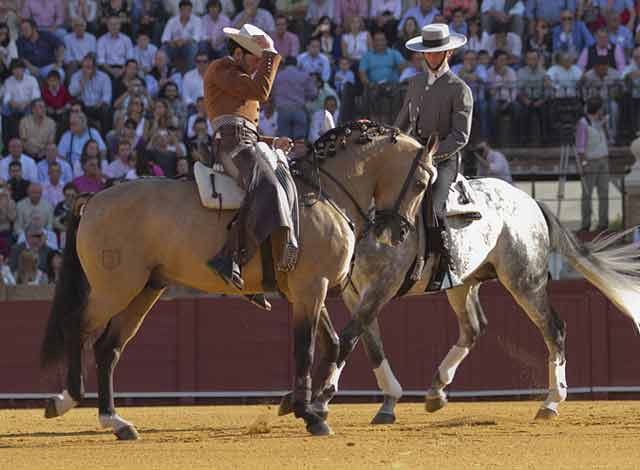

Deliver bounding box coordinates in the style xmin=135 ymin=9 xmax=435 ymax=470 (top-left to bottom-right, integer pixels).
xmin=575 ymin=96 xmax=610 ymax=233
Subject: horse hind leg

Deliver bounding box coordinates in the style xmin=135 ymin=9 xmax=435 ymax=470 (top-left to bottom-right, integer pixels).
xmin=426 ymin=282 xmax=486 ymax=413
xmin=501 ymin=279 xmax=567 ymax=419
xmin=94 ymin=283 xmax=166 ymax=440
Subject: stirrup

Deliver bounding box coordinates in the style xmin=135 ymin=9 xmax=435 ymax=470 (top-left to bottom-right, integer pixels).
xmin=245 ymin=294 xmax=272 ymax=311
xmin=207 ymin=256 xmax=244 ymax=290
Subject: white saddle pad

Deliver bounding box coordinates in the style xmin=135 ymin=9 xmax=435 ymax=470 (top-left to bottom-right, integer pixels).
xmin=445 ymin=174 xmax=480 ymax=217
xmin=194 ymin=142 xmax=288 ymax=210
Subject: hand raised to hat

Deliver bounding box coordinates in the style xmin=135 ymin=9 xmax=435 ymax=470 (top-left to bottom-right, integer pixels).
xmin=253 ymin=34 xmax=277 ymax=54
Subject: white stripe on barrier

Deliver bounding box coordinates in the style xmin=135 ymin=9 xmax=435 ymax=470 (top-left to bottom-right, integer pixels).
xmin=0 ymin=386 xmax=639 ymax=400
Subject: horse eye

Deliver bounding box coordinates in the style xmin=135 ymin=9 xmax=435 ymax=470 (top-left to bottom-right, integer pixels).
xmin=415 ymin=180 xmax=427 ymax=190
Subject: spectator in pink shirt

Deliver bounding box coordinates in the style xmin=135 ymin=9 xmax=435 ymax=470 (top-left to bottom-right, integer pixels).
xmin=273 ymin=14 xmax=300 ymax=59
xmin=72 ymin=153 xmax=106 ymax=193
xmin=335 ymin=0 xmax=369 ymax=26
xmin=21 ymin=0 xmax=65 ymax=39
xmin=200 ymin=0 xmax=230 ymax=59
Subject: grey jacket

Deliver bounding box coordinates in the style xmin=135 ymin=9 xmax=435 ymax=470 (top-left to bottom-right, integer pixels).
xmin=395 ymin=71 xmax=473 ymax=162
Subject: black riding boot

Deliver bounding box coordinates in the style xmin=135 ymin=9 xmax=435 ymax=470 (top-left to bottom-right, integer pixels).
xmin=207 ymin=254 xmax=244 ymax=290
xmin=427 ymin=220 xmax=462 ymax=291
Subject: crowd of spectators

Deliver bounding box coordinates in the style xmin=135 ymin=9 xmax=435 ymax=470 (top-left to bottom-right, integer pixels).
xmin=1 ymin=0 xmax=640 ymax=283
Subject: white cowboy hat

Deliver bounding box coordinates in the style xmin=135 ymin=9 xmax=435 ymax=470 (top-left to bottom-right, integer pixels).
xmin=405 ymin=24 xmax=467 ymax=53
xmin=223 ymin=24 xmax=274 ymax=57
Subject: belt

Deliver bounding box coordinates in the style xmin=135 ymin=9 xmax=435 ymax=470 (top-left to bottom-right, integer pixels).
xmin=211 ymin=115 xmax=258 ymax=136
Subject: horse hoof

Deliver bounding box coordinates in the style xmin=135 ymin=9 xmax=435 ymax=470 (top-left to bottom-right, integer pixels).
xmin=278 ymin=392 xmax=294 ymax=416
xmin=371 ymin=412 xmax=396 ymax=425
xmin=307 ymin=420 xmax=333 ymax=436
xmin=425 ymin=396 xmax=447 ymax=413
xmin=534 ymin=407 xmax=559 ymax=420
xmin=115 ymin=425 xmax=140 ymax=441
xmin=44 ymin=398 xmax=60 ymax=419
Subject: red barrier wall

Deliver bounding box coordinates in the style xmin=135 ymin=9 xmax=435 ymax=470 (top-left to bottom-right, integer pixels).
xmin=1 ymin=280 xmax=639 ymax=397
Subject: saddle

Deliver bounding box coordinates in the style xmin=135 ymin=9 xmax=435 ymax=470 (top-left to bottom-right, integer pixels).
xmin=194 ymin=142 xmax=288 ymax=210
xmin=397 ymin=174 xmax=482 ymax=297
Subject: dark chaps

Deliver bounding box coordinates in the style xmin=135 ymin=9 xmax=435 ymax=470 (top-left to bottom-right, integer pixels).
xmin=215 ymin=144 xmax=298 ymax=270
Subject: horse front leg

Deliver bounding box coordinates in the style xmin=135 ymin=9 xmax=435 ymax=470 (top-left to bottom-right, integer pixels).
xmin=291 ymin=281 xmax=333 ymax=436
xmin=426 ymin=283 xmax=486 ymax=412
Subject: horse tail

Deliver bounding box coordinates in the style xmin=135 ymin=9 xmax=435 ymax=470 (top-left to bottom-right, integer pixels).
xmin=537 ymin=201 xmax=640 ymax=334
xmin=41 ymin=198 xmax=90 ymax=370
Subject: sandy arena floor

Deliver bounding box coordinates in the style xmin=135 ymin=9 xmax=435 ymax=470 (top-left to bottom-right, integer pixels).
xmin=1 ymin=401 xmax=640 ymax=470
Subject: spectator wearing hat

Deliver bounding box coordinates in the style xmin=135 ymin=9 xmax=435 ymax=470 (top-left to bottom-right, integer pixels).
xmin=97 ymin=16 xmax=134 ymax=79
xmin=200 ymin=0 xmax=231 ymax=59
xmin=16 ymin=19 xmax=64 ymax=79
xmin=162 ymin=0 xmax=202 ymax=72
xmin=19 ymin=99 xmax=56 ymax=161
xmin=0 ymin=138 xmax=38 ymax=182
xmin=578 ymin=28 xmax=626 ymax=72
xmin=64 ymin=19 xmax=98 ymax=76
xmin=232 ymin=0 xmax=275 ymax=35
xmin=6 ymin=161 xmax=30 ymax=202
xmin=20 ymin=0 xmax=65 ymax=39
xmin=37 ymin=142 xmax=73 ymax=185
xmin=1 ymin=58 xmax=40 ymax=142
xmin=69 ymin=54 xmax=113 ymax=134
xmin=8 ymin=222 xmax=50 ymax=273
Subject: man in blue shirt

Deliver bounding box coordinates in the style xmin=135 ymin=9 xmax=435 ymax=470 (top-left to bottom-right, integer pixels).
xmin=16 ymin=19 xmax=64 ymax=79
xmin=296 ymin=36 xmax=331 ymax=82
xmin=68 ymin=54 xmax=113 ymax=134
xmin=552 ymin=9 xmax=595 ymax=57
xmin=527 ymin=0 xmax=577 ymax=32
xmin=359 ymin=31 xmax=405 ymax=86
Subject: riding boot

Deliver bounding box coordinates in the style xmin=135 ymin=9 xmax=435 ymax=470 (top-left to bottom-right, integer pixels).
xmin=245 ymin=294 xmax=272 ymax=311
xmin=207 ymin=254 xmax=244 ymax=290
xmin=427 ymin=222 xmax=462 ymax=292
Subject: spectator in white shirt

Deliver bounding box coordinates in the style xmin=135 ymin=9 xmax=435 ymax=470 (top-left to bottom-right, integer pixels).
xmin=105 ymin=141 xmax=134 ymax=179
xmin=185 ymin=97 xmax=212 ymax=138
xmin=183 ymin=51 xmax=208 ymax=109
xmin=41 ymin=161 xmax=65 ymax=207
xmin=2 ymin=59 xmax=40 ymax=126
xmin=485 ymin=23 xmax=522 ymax=67
xmin=14 ymin=182 xmax=53 ymax=233
xmin=161 ymin=0 xmax=201 ymax=72
xmin=0 ymin=138 xmax=39 ymax=182
xmin=473 ymin=141 xmax=512 ymax=183
xmin=37 ymin=142 xmax=73 ymax=184
xmin=131 ymin=31 xmax=158 ymax=74
xmin=200 ymin=0 xmax=231 ymax=59
xmin=97 ymin=16 xmax=134 ymax=78
xmin=487 ymin=50 xmax=521 ymax=143
xmin=258 ymin=99 xmax=278 ymax=137
xmin=64 ymin=19 xmax=97 ymax=76
xmin=163 ymin=0 xmax=208 ymax=16
xmin=544 ymin=51 xmax=583 ymax=98
xmin=309 ymin=95 xmax=337 ymax=142
xmin=232 ymin=0 xmax=275 ymax=35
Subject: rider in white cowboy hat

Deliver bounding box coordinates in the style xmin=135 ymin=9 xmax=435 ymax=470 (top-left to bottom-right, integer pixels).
xmin=395 ymin=23 xmax=473 ymax=291
xmin=204 ymin=23 xmax=295 ymax=310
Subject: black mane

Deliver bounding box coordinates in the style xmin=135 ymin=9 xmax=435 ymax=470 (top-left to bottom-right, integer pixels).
xmin=310 ymin=120 xmax=400 ymax=160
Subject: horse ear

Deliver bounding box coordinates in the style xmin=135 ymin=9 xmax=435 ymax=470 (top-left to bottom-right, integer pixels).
xmin=426 ymin=132 xmax=439 ymax=155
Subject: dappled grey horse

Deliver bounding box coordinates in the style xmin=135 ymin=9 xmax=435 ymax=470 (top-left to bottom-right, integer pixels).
xmin=282 ymin=177 xmax=640 ymax=424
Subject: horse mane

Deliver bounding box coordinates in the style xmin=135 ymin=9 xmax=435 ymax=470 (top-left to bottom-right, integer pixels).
xmin=309 ymin=120 xmax=401 ymax=161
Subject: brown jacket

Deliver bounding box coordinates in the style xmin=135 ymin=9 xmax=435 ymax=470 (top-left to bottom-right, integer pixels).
xmin=204 ymin=52 xmax=281 ymax=128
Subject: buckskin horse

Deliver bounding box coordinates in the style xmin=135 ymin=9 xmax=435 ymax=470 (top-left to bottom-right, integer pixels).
xmin=40 ymin=123 xmax=438 ymax=438
xmin=284 ymin=177 xmax=640 ymax=424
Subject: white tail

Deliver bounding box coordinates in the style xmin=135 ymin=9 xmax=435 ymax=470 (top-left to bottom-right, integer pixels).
xmin=538 ymin=203 xmax=640 ymax=334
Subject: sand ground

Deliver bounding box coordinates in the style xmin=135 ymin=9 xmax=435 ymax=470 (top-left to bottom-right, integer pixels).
xmin=2 ymin=401 xmax=640 ymax=470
